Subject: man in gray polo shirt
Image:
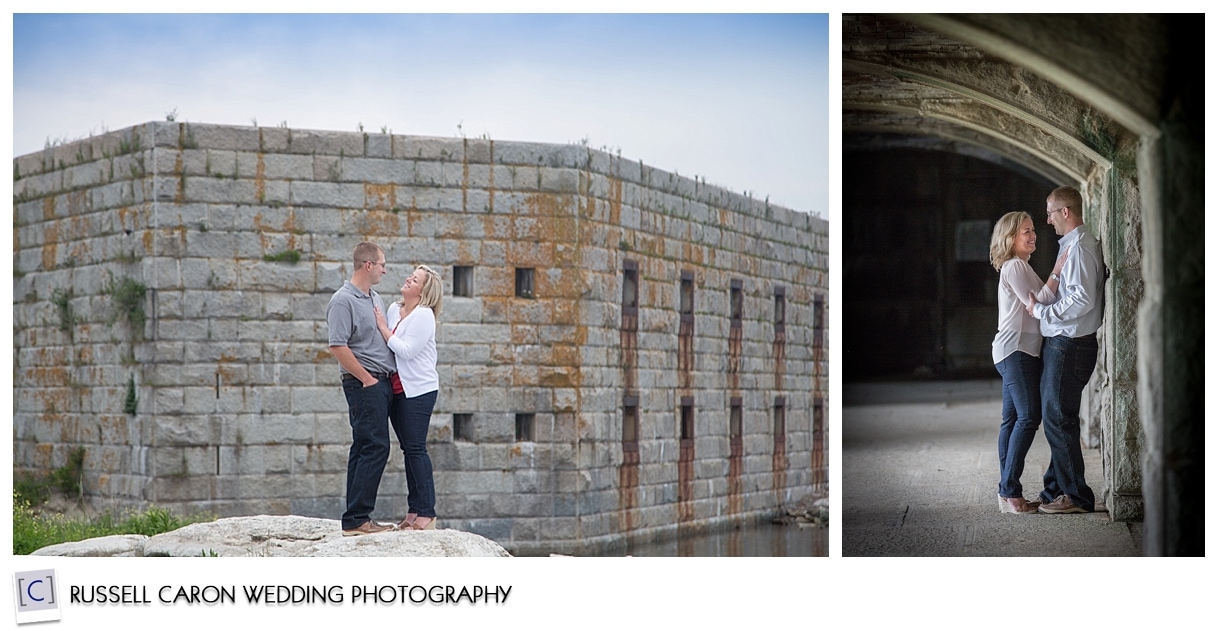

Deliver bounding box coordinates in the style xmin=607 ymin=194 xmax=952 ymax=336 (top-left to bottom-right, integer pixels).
xmin=327 ymin=241 xmax=397 ymax=535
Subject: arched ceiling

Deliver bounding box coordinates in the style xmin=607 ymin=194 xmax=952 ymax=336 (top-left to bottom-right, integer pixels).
xmin=842 ymin=14 xmax=1147 ymax=186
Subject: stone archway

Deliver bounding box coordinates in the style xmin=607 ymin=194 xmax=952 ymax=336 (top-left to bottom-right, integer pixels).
xmin=843 ymin=14 xmax=1202 ymax=555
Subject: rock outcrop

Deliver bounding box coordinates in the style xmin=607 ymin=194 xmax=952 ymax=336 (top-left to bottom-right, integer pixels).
xmin=774 ymin=493 xmax=829 ymax=527
xmin=30 ymin=515 xmax=511 ymax=557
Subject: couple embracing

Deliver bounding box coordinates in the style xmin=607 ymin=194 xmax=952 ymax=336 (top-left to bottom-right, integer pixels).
xmin=989 ymin=186 xmax=1103 ymax=515
xmin=326 ymin=241 xmax=443 ymax=535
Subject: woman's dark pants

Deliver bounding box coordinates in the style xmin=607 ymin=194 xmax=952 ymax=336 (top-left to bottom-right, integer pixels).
xmin=996 ymin=351 xmax=1042 ymax=499
xmin=391 ymin=389 xmax=438 ymax=518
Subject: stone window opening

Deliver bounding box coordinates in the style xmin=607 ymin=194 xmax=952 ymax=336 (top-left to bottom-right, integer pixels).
xmin=774 ymin=396 xmax=787 ymax=438
xmin=679 ymin=271 xmax=695 ymax=323
xmin=813 ymin=294 xmax=824 ymax=348
xmin=622 ymin=395 xmax=639 ymax=448
xmin=679 ymin=397 xmax=695 ymax=442
xmin=453 ymin=266 xmax=474 ymax=297
xmin=453 ymin=413 xmax=474 ymax=442
xmin=730 ymin=397 xmax=743 ymax=440
xmin=774 ymin=286 xmax=786 ymax=333
xmin=622 ymin=259 xmax=639 ymax=319
xmin=515 ymin=413 xmax=535 ymax=442
xmin=728 ymin=279 xmax=743 ymax=376
xmin=730 ymin=279 xmax=743 ymax=327
xmin=515 ymin=268 xmax=535 ymax=298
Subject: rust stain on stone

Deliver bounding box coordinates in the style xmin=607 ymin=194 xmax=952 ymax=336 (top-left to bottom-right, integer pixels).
xmin=728 ymin=436 xmax=743 ymax=515
xmin=454 ymin=240 xmax=479 ymax=263
xmin=365 ymin=208 xmax=402 ymax=237
xmin=217 ymin=364 xmax=243 ymax=385
xmin=68 ymin=190 xmax=89 ymax=216
xmin=481 ymin=215 xmax=511 ymax=243
xmin=364 ymin=183 xmax=395 ymax=211
xmin=173 ymin=152 xmax=185 ymax=204
xmin=683 ymin=241 xmax=705 ymax=266
xmin=41 ymin=222 xmax=59 ymax=271
xmin=608 ymin=178 xmax=622 ymax=225
xmin=618 ymin=450 xmax=639 ymax=533
xmin=678 ymin=440 xmax=695 ymax=523
xmin=43 ymin=196 xmax=56 ymax=221
xmin=33 ymin=443 xmax=54 ymax=468
xmin=551 ymin=300 xmax=580 ymax=327
xmin=523 ymin=192 xmax=574 ymax=218
xmin=461 ymin=150 xmax=469 ymax=212
xmin=255 ymin=153 xmax=266 ymax=203
xmin=538 ymin=367 xmax=576 ymax=388
xmin=252 ymin=213 xmax=273 ymax=252
xmin=116 ymin=206 xmax=133 ymax=234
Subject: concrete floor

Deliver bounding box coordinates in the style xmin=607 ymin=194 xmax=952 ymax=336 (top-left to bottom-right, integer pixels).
xmin=843 ymin=380 xmax=1142 ymax=556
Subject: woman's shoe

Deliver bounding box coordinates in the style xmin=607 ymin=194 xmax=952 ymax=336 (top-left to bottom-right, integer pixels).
xmin=999 ymin=497 xmax=1039 ymax=514
xmin=411 ymin=516 xmax=437 ymax=530
xmin=396 ymin=513 xmax=418 ymax=530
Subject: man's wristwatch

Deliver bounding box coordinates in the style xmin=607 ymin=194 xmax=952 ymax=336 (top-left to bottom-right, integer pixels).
xmin=1050 ymin=273 xmax=1060 ymax=281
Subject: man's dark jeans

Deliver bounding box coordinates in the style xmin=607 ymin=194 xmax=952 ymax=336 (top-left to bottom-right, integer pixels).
xmin=341 ymin=377 xmax=392 ymax=530
xmin=996 ymin=351 xmax=1042 ymax=499
xmin=1038 ymin=334 xmax=1098 ymax=511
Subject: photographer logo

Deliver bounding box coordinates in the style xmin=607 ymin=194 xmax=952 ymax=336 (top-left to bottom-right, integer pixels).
xmin=13 ymin=569 xmax=61 ymax=624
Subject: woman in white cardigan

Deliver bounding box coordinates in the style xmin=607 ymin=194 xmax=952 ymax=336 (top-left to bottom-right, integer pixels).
xmin=374 ymin=265 xmax=442 ymax=530
xmin=989 ymin=212 xmax=1068 ymax=514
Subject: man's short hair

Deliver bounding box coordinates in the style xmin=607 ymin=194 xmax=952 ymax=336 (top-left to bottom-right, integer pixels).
xmin=353 ymin=242 xmax=383 ymax=266
xmin=1048 ymin=186 xmax=1084 ymax=216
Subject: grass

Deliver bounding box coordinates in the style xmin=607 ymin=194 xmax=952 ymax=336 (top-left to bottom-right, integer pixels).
xmin=51 ymin=287 xmax=74 ymax=332
xmin=104 ymin=275 xmax=147 ymax=333
xmin=13 ymin=492 xmax=207 ymax=555
xmin=15 ymin=447 xmax=86 ymax=505
xmin=263 ymin=250 xmax=302 ymax=264
xmin=124 ymin=374 xmax=139 ymax=415
xmin=50 ymin=447 xmax=86 ymax=498
xmin=14 ymin=448 xmax=213 ymax=554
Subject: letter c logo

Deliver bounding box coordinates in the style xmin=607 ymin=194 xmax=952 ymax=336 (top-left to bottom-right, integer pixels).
xmin=26 ymin=579 xmax=45 ymax=602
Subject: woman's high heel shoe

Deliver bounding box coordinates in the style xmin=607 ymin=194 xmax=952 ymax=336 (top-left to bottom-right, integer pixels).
xmin=999 ymin=497 xmax=1039 ymax=514
xmin=411 ymin=516 xmax=437 ymax=530
xmin=396 ymin=513 xmax=418 ymax=530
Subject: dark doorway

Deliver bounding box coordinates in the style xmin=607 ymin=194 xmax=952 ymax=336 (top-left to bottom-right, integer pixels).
xmin=844 ymin=143 xmax=1057 ymax=381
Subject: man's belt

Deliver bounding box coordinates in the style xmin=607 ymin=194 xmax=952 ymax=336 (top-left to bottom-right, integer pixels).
xmin=342 ymin=371 xmax=394 ymax=381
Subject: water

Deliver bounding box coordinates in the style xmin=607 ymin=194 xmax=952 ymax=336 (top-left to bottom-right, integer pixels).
xmin=619 ymin=522 xmax=827 ymax=557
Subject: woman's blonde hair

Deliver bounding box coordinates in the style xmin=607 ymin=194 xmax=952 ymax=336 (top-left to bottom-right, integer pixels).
xmin=412 ymin=264 xmax=443 ymax=318
xmin=988 ymin=211 xmax=1033 ymax=271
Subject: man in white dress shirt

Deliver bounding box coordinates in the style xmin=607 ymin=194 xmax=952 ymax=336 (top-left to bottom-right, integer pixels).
xmin=1026 ymin=186 xmax=1103 ymax=514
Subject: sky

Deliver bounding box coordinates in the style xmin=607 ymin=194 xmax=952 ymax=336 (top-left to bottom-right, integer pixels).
xmin=12 ymin=13 xmax=829 ymax=214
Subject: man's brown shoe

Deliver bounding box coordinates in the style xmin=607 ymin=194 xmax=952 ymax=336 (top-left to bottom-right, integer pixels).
xmin=1037 ymin=495 xmax=1088 ymax=514
xmin=342 ymin=520 xmax=393 ymax=536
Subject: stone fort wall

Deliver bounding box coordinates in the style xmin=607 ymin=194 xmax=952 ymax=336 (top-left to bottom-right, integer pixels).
xmin=12 ymin=121 xmax=828 ymax=554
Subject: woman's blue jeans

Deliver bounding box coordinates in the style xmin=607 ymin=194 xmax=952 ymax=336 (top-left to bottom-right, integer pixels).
xmin=995 ymin=351 xmax=1042 ymax=499
xmin=390 ymin=389 xmax=438 ymax=518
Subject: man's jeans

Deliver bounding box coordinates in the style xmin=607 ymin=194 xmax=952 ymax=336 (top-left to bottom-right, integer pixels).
xmin=996 ymin=351 xmax=1042 ymax=499
xmin=1039 ymin=334 xmax=1098 ymax=511
xmin=341 ymin=377 xmax=392 ymax=530
xmin=390 ymin=390 xmax=438 ymax=518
